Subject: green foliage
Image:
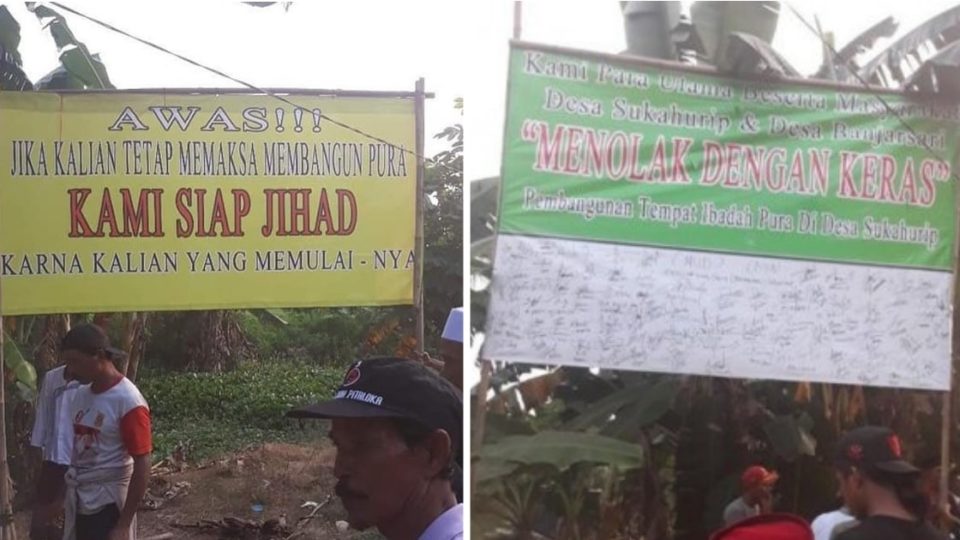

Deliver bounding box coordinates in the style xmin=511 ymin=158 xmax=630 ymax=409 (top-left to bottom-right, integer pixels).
xmin=27 ymin=3 xmax=113 ymax=89
xmin=764 ymin=413 xmax=817 ymax=462
xmin=0 ymin=6 xmax=23 ymax=66
xmin=564 ymin=378 xmax=679 ymax=436
xmin=423 ymin=111 xmax=464 ymax=350
xmin=236 ymin=307 xmax=400 ymax=364
xmin=138 ymin=361 xmax=342 ymax=460
xmin=4 ymin=332 xmax=36 ymax=400
xmin=0 ymin=6 xmax=31 ymax=90
xmin=481 ymin=430 xmax=645 ymax=473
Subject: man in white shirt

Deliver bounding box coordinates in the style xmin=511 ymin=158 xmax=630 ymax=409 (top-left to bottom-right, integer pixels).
xmin=60 ymin=323 xmax=152 ymax=540
xmin=29 ymin=365 xmax=81 ymax=540
xmin=419 ymin=307 xmax=464 ymax=391
xmin=811 ymin=506 xmax=856 ymax=540
xmin=288 ymin=357 xmax=462 ymax=540
xmin=417 ymin=307 xmax=465 ymax=503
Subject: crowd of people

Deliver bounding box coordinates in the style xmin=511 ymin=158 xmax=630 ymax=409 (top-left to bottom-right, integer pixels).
xmin=716 ymin=427 xmax=960 ymax=540
xmin=28 ymin=307 xmax=466 ymax=540
xmin=25 ymin=308 xmax=960 ymax=540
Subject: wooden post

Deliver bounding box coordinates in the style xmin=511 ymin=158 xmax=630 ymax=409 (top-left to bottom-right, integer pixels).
xmin=941 ymin=390 xmax=951 ymax=526
xmin=414 ymin=78 xmax=426 ymax=355
xmin=472 ymin=359 xmax=493 ymax=496
xmin=943 ymin=167 xmax=960 ymax=530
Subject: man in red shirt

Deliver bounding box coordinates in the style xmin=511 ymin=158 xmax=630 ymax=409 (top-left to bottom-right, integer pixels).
xmin=60 ymin=324 xmax=151 ymax=540
xmin=724 ymin=466 xmax=779 ymax=525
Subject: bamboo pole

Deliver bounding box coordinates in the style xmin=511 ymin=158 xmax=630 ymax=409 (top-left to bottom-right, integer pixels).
xmin=471 ymin=359 xmax=493 ymax=497
xmin=471 ymin=0 xmax=524 ymax=498
xmin=942 ymin=158 xmax=960 ymax=530
xmin=940 ymin=390 xmax=951 ymax=527
xmin=38 ymin=87 xmax=435 ymax=98
xmin=414 ymin=78 xmax=426 ymax=355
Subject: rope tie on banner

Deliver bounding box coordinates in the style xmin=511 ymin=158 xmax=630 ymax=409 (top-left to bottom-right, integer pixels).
xmin=46 ymin=1 xmax=460 ymax=176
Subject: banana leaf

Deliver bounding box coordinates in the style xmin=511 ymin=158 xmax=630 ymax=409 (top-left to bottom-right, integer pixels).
xmin=565 ymin=379 xmax=680 ymax=435
xmin=474 ymin=457 xmax=522 ymax=484
xmin=4 ymin=331 xmax=37 ymax=398
xmin=0 ymin=45 xmax=32 ymax=90
xmin=815 ymin=16 xmax=897 ymax=80
xmin=763 ymin=414 xmax=817 ymax=462
xmin=27 ymin=2 xmax=113 ymax=89
xmin=0 ymin=5 xmax=23 ymax=66
xmin=480 ymin=430 xmax=644 ymax=471
xmin=902 ymin=40 xmax=960 ymax=96
xmin=858 ymin=4 xmax=960 ymax=87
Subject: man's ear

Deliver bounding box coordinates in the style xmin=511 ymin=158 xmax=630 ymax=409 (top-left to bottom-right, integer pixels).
xmin=419 ymin=429 xmax=453 ymax=478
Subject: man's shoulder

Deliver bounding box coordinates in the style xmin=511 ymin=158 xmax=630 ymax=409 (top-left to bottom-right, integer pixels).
xmin=835 ymin=517 xmax=947 ymax=540
xmin=40 ymin=366 xmax=66 ymax=391
xmin=85 ymin=378 xmax=148 ymax=416
xmin=812 ymin=510 xmax=853 ymax=530
xmin=723 ymin=497 xmax=746 ymax=521
xmin=834 ymin=521 xmax=880 ymax=540
xmin=105 ymin=378 xmax=149 ymax=407
xmin=724 ymin=497 xmax=745 ymax=511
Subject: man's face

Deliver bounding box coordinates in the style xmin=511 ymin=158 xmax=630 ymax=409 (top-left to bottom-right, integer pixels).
xmin=330 ymin=417 xmax=429 ymax=531
xmin=439 ymin=339 xmax=462 ymax=389
xmin=836 ymin=469 xmax=868 ymax=519
xmin=61 ymin=349 xmax=97 ymax=384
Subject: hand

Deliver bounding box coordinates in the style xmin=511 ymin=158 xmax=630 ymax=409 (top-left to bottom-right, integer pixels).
xmin=415 ymin=352 xmax=444 ymax=371
xmin=107 ymin=524 xmax=130 ymax=540
xmin=758 ymin=491 xmax=774 ymax=514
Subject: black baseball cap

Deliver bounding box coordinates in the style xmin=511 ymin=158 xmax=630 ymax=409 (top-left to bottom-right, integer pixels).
xmin=287 ymin=357 xmax=462 ymax=447
xmin=834 ymin=426 xmax=919 ymax=474
xmin=60 ymin=323 xmax=127 ymax=360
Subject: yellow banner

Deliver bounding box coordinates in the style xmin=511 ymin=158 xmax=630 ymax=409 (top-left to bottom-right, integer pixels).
xmin=0 ymin=92 xmax=416 ymax=314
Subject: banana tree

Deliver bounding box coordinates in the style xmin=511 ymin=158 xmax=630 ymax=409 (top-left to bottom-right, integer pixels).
xmin=0 ymin=5 xmax=113 ymax=530
xmin=857 ymin=4 xmax=960 ymax=89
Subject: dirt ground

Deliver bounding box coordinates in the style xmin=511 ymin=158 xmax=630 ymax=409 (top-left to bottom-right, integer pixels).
xmin=15 ymin=442 xmax=383 ymax=539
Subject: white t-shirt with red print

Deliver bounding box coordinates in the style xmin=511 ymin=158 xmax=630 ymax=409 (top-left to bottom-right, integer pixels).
xmin=70 ymin=376 xmax=152 ymax=512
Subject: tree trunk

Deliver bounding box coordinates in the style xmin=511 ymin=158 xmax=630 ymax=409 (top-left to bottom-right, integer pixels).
xmin=34 ymin=315 xmax=70 ymax=373
xmin=186 ymin=311 xmax=250 ymax=372
xmin=125 ymin=313 xmax=148 ymax=383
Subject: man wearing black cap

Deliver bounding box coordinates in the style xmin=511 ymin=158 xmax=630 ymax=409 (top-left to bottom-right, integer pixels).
xmin=833 ymin=426 xmax=946 ymax=540
xmin=288 ymin=357 xmax=462 ymax=540
xmin=60 ymin=324 xmax=152 ymax=540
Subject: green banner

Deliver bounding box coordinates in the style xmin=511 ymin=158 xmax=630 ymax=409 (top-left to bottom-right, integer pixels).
xmin=500 ymin=44 xmax=959 ymax=270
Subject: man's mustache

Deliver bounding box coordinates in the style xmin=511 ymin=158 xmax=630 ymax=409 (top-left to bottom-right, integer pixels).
xmin=335 ymin=481 xmax=366 ymax=499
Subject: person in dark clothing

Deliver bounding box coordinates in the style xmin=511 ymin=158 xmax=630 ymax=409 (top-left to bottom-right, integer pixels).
xmin=287 ymin=358 xmax=462 ymax=540
xmin=833 ymin=426 xmax=947 ymax=540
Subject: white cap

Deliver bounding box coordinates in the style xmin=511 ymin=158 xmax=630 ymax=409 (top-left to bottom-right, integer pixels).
xmin=441 ymin=307 xmax=464 ymax=343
